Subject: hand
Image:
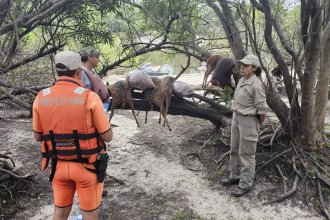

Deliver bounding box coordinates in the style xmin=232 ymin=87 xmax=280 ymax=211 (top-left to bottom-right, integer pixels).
xmin=258 ymin=114 xmax=266 ymax=125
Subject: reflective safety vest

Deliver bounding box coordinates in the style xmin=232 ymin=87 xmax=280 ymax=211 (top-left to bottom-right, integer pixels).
xmin=37 ymin=79 xmax=105 ymax=178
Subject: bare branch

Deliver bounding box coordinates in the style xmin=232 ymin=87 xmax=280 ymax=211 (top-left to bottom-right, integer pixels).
xmin=1 ymin=44 xmax=64 ymax=74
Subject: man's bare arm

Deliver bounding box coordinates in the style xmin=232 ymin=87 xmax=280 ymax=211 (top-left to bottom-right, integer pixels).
xmin=34 ymin=132 xmax=42 ymax=142
xmin=100 ymin=128 xmax=113 ymax=143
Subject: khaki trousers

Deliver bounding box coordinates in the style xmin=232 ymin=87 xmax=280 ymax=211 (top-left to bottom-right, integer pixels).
xmin=230 ymin=112 xmax=259 ymax=189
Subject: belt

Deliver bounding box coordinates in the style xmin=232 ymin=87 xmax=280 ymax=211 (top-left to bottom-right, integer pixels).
xmin=234 ymin=111 xmax=256 ymax=116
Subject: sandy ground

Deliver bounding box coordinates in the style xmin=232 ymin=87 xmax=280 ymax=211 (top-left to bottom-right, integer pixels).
xmin=3 ymin=72 xmax=327 ymax=220
xmin=23 ymin=112 xmax=322 ymax=220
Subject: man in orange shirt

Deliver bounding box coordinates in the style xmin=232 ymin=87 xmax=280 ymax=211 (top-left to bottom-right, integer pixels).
xmin=33 ymin=50 xmax=112 ymax=220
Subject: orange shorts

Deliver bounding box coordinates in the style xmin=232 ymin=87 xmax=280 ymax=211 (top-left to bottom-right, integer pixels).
xmin=52 ymin=161 xmax=104 ymax=211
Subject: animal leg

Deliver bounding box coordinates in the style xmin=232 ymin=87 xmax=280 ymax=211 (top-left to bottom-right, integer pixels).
xmin=160 ymin=96 xmax=172 ymax=131
xmin=109 ymin=104 xmax=116 ymax=122
xmin=145 ymin=111 xmax=148 ymax=124
xmin=127 ymin=101 xmax=140 ymax=127
xmin=162 ymin=114 xmax=172 ymax=131
xmin=202 ymin=68 xmax=211 ymax=88
xmin=158 ymin=112 xmax=162 ymax=124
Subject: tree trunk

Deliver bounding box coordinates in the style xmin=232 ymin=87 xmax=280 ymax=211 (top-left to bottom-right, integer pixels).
xmin=300 ymin=0 xmax=321 ymax=149
xmin=129 ymin=91 xmax=232 ymax=126
xmin=0 ymin=0 xmax=12 ymax=27
xmin=260 ymin=0 xmax=301 ymax=139
xmin=315 ymin=21 xmax=330 ymax=132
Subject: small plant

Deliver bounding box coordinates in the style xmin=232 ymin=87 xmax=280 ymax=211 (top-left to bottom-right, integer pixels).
xmin=148 ymin=208 xmax=160 ymax=218
xmin=171 ymin=210 xmax=189 ymax=220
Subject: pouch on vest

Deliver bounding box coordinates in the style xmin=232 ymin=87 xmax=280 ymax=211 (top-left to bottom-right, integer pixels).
xmin=82 ymin=68 xmax=110 ymax=102
xmin=95 ymin=152 xmax=109 ymax=183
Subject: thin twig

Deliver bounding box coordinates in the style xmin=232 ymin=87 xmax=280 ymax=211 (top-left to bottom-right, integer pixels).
xmin=215 ymin=150 xmax=230 ymax=164
xmin=0 ymin=184 xmax=14 ymax=201
xmin=258 ymin=148 xmax=292 ymax=170
xmin=198 ymin=134 xmax=214 ymax=159
xmin=270 ymin=125 xmax=281 ymax=146
xmin=107 ymin=174 xmax=125 ymax=185
xmin=290 ymin=141 xmax=310 ymax=178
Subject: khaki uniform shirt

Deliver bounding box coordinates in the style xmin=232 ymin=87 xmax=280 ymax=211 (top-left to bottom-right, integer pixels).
xmin=232 ymin=74 xmax=268 ymax=115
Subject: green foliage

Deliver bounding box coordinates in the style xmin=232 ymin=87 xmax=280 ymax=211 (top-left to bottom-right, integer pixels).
xmin=171 ymin=210 xmax=190 ymax=220
xmin=140 ymin=0 xmax=204 ymax=40
xmin=148 ymin=208 xmax=160 ymax=218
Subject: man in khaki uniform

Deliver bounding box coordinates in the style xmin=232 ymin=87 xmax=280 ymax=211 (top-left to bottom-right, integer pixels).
xmin=221 ymin=54 xmax=268 ymax=197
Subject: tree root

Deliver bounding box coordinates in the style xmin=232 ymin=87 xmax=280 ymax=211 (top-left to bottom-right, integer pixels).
xmin=275 ymin=164 xmax=287 ymax=193
xmin=198 ymin=134 xmax=214 ymax=159
xmin=258 ymin=148 xmax=292 ymax=170
xmin=215 ymin=150 xmax=230 ymax=168
xmin=263 ymin=175 xmax=299 ymax=205
xmin=317 ymin=172 xmax=330 ymax=188
xmin=0 ymin=154 xmax=15 ymax=167
xmin=292 ymin=156 xmax=303 ymax=179
xmin=0 ymin=168 xmax=32 ymax=179
xmin=316 ymin=172 xmax=330 ymax=220
xmin=270 ymin=125 xmax=281 ymax=146
xmin=106 ymin=174 xmax=125 ymax=185
xmin=0 ymin=183 xmax=14 ymax=201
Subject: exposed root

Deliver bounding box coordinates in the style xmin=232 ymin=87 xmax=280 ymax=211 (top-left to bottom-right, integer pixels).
xmin=290 ymin=141 xmax=309 ymax=177
xmin=0 ymin=154 xmax=15 ymax=167
xmin=275 ymin=164 xmax=287 ymax=193
xmin=316 ymin=172 xmax=330 ymax=220
xmin=215 ymin=150 xmax=230 ymax=166
xmin=270 ymin=125 xmax=281 ymax=146
xmin=106 ymin=174 xmax=125 ymax=185
xmin=317 ymin=172 xmax=330 ymax=188
xmin=0 ymin=183 xmax=14 ymax=201
xmin=292 ymin=156 xmax=303 ymax=179
xmin=263 ymin=175 xmax=299 ymax=205
xmin=0 ymin=168 xmax=32 ymax=179
xmin=198 ymin=134 xmax=214 ymax=159
xmin=258 ymin=148 xmax=292 ymax=170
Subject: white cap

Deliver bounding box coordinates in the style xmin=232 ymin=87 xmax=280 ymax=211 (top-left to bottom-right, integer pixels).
xmin=54 ymin=51 xmax=81 ymax=71
xmin=238 ymin=54 xmax=260 ymax=67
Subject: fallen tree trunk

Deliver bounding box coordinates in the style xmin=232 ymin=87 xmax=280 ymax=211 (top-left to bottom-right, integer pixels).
xmin=1 ymin=84 xmax=233 ymax=126
xmin=128 ymin=91 xmax=233 ymax=126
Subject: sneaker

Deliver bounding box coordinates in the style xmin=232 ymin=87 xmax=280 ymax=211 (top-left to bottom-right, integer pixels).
xmin=230 ymin=187 xmax=251 ymax=197
xmin=220 ymin=177 xmax=240 ymax=186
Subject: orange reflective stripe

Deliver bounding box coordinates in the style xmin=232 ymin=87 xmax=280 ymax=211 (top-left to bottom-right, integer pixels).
xmin=37 ymin=79 xmax=102 ymax=166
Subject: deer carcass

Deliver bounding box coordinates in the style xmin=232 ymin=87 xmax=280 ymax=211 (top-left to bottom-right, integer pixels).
xmin=108 ymin=80 xmax=140 ymax=127
xmin=202 ymin=55 xmax=222 ymax=88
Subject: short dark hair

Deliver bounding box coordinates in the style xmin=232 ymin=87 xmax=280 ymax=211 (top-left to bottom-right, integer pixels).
xmin=55 ymin=63 xmax=76 ymax=77
xmin=255 ymin=67 xmax=262 ymax=76
xmin=81 ymin=55 xmax=89 ymax=63
xmin=80 ymin=46 xmax=100 ymax=63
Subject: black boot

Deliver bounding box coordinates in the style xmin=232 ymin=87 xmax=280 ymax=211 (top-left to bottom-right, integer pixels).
xmin=220 ymin=177 xmax=240 ymax=186
xmin=230 ymin=187 xmax=250 ymax=197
